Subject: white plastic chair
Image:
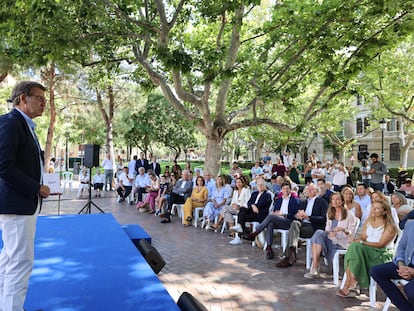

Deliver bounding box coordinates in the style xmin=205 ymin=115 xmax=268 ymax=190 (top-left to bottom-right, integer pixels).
xmin=340 ymin=228 xmax=402 ymax=308
xmin=62 ymin=171 xmax=73 ymax=192
xmin=194 ymin=207 xmax=204 ymax=228
xmin=332 ymin=217 xmax=361 ymax=285
xmin=171 ymin=204 xmax=184 ymax=219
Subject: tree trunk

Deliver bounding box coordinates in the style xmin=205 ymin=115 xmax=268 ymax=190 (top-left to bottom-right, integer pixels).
xmin=42 ymin=65 xmax=57 ymax=173
xmin=204 ymin=137 xmax=223 ymax=176
xmin=255 ymin=139 xmax=264 ymax=162
xmin=0 ymin=72 xmax=7 ymax=83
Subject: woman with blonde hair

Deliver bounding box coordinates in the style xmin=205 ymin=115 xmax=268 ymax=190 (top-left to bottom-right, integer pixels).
xmin=336 ymin=199 xmax=396 ymax=298
xmin=341 ymin=186 xmax=362 ymax=220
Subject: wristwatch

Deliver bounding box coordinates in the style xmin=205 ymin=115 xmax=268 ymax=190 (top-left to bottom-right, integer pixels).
xmin=359 ymin=240 xmax=364 ymax=245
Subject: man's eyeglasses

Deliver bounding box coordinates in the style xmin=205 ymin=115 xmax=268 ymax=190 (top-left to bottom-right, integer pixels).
xmin=28 ymin=94 xmax=47 ymax=103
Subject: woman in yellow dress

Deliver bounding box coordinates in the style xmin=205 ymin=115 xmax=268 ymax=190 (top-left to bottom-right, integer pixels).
xmin=182 ymin=176 xmax=208 ymax=226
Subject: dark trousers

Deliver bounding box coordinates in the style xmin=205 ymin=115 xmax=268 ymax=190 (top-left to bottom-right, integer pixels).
xmin=238 ymin=207 xmax=259 ymax=234
xmin=136 ymin=187 xmax=147 ymax=202
xmin=254 ymin=214 xmax=292 ymax=246
xmin=117 ymin=186 xmax=132 ymax=199
xmin=167 ymin=192 xmax=186 ymax=212
xmin=370 ymin=262 xmax=414 ymax=311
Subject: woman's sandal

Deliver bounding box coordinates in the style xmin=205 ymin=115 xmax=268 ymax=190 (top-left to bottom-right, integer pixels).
xmin=335 ymin=289 xmax=357 ymax=298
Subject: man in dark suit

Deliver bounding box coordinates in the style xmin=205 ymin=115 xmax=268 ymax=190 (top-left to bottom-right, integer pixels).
xmin=162 ymin=170 xmax=193 ymax=223
xmin=243 ymin=181 xmax=300 ymax=258
xmin=276 ymin=183 xmax=328 ymax=268
xmin=135 ymin=152 xmax=149 ymax=173
xmin=148 ymin=156 xmax=161 ymax=176
xmin=232 ymin=179 xmax=272 ymax=237
xmin=370 ymin=214 xmax=414 ymax=311
xmin=0 ymin=81 xmax=51 ymax=310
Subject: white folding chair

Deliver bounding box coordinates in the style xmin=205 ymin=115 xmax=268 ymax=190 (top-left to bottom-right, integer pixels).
xmin=340 ymin=227 xmax=402 ymax=308
xmin=332 ymin=217 xmax=361 ymax=285
xmin=62 ymin=171 xmax=73 ymax=192
xmin=171 ymin=204 xmax=184 ymax=219
xmin=194 ymin=207 xmax=204 ymax=228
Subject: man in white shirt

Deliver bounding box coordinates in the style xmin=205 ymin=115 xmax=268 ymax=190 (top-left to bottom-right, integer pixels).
xmin=132 ymin=167 xmax=151 ymax=204
xmin=128 ymin=155 xmax=138 ymax=178
xmin=311 ymin=161 xmax=325 ymax=184
xmin=116 ymin=167 xmax=134 ymax=202
xmin=101 ymin=154 xmax=114 ymax=191
xmin=330 ymin=162 xmax=349 ymax=192
xmin=92 ymin=169 xmax=105 ymax=197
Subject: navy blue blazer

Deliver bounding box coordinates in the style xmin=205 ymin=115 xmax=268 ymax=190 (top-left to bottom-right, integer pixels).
xmin=247 ymin=190 xmax=272 ymax=223
xmin=0 ymin=109 xmax=42 ymax=215
xmin=135 ymin=158 xmax=149 ymax=172
xmin=273 ymin=196 xmax=300 ymax=221
xmin=298 ymin=197 xmax=328 ymax=231
xmin=395 ymin=220 xmax=414 ymax=266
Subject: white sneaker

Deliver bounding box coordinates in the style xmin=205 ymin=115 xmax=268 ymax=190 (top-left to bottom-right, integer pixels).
xmin=304 ymin=269 xmax=320 ymax=279
xmin=229 ymin=236 xmax=243 ymax=245
xmin=229 ymin=224 xmax=243 ymax=233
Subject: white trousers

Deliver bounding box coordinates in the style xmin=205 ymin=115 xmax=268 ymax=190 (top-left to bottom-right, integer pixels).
xmin=0 ymin=210 xmax=38 ymax=311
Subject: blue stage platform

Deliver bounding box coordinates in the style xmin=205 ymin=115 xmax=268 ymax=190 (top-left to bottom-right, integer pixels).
xmin=15 ymin=213 xmax=179 ymax=311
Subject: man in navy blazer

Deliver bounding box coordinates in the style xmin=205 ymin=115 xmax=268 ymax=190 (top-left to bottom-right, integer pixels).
xmin=244 ymin=181 xmax=300 ymax=259
xmin=135 ymin=152 xmax=149 ymax=173
xmin=148 ymin=156 xmax=161 ymax=176
xmin=234 ymin=179 xmax=273 ymax=236
xmin=276 ymin=183 xmax=328 ymax=267
xmin=0 ymin=81 xmax=50 ymax=311
xmin=370 ymin=216 xmax=414 ymax=311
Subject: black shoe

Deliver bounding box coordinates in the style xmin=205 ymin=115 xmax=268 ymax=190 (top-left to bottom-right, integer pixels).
xmin=161 ymin=218 xmax=171 ymax=224
xmin=266 ymin=249 xmax=274 ymax=260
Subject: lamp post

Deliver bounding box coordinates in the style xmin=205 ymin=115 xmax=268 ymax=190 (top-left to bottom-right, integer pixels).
xmin=65 ymin=130 xmax=69 ymax=171
xmin=379 ymin=118 xmax=387 ymax=162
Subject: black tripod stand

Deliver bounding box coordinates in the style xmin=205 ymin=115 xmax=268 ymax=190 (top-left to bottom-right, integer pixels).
xmin=78 ymin=167 xmax=105 ymax=214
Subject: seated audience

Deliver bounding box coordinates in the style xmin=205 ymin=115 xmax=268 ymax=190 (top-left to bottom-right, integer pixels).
xmin=272 ymin=158 xmax=287 ymax=178
xmin=384 ymin=174 xmax=395 ymax=195
xmin=391 ymin=192 xmax=413 ymax=221
xmin=155 ymin=175 xmax=171 ymax=215
xmin=182 ymin=176 xmax=208 ymax=226
xmin=116 ymin=167 xmax=134 ymax=202
xmin=212 ymin=177 xmax=251 ymax=233
xmin=304 ymin=192 xmax=357 ymax=278
xmin=275 ymin=183 xmax=328 ymax=268
xmin=204 ymin=175 xmax=231 ymax=228
xmin=77 ymin=169 xmax=90 ymax=199
xmin=288 ymin=159 xmax=301 ymax=184
xmin=161 ymin=170 xmax=193 ymax=223
xmin=317 ymin=178 xmax=333 ymax=204
xmin=372 ymin=190 xmax=399 ymax=227
xmin=242 ymin=182 xmax=300 ymax=257
xmin=336 ymin=200 xmax=396 ymax=298
xmin=92 ymin=169 xmax=105 ymax=197
xmin=370 ymin=211 xmax=414 ymax=311
xmin=341 ymin=186 xmax=362 ymax=220
xmin=137 ymin=172 xmax=160 ymax=213
xmin=399 ymin=178 xmax=414 ymax=197
xmin=132 ymin=167 xmax=151 ymax=204
xmin=251 ymin=161 xmax=264 ymax=179
xmin=229 ymin=179 xmax=272 ymax=245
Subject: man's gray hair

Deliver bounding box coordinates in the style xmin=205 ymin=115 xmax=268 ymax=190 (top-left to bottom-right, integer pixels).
xmin=10 ymin=81 xmax=46 ymax=106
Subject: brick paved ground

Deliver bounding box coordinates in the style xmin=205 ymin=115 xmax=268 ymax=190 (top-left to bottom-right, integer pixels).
xmin=40 ymin=187 xmax=397 ymax=311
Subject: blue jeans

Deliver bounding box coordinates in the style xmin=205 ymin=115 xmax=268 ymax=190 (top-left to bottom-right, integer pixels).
xmin=370 ymin=262 xmax=414 ymax=311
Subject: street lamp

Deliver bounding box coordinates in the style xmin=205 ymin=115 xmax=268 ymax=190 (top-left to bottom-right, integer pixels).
xmin=65 ymin=130 xmax=69 ymax=171
xmin=379 ymin=118 xmax=387 ymax=162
